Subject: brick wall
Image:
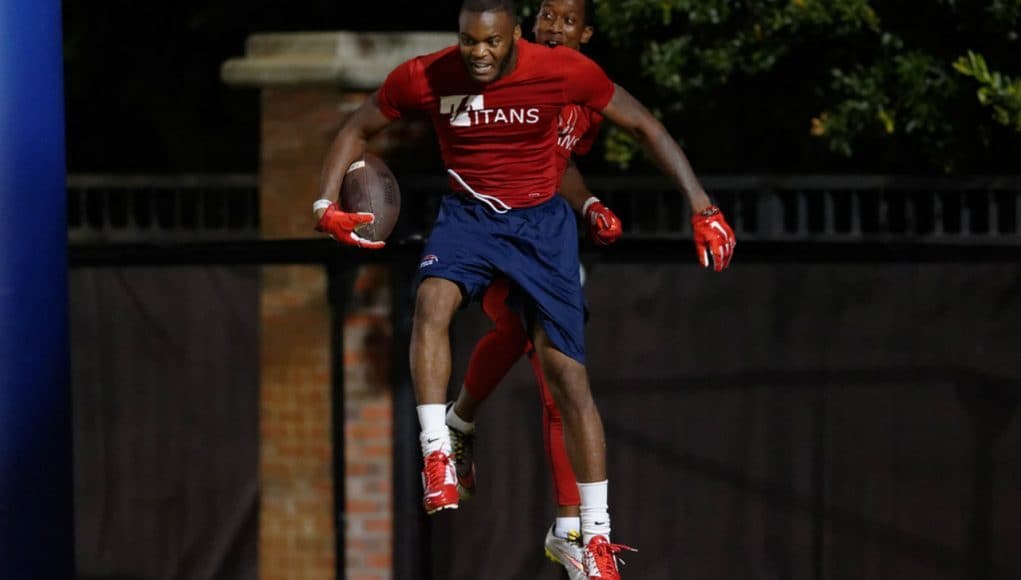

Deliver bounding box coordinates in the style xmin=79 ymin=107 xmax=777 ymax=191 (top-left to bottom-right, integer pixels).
xmin=225 ymin=32 xmax=452 ymax=579
xmin=343 ymin=267 xmax=394 ymax=580
xmin=259 ymin=87 xmax=344 ymax=580
xmin=258 ymin=84 xmax=429 ymax=580
xmin=260 ymin=263 xmax=335 ymax=580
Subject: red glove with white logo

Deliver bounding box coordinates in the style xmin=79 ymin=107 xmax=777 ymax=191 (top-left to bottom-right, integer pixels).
xmin=691 ymin=205 xmax=735 ymax=271
xmin=314 ymin=201 xmax=385 ymax=250
xmin=582 ymin=197 xmax=622 ymax=246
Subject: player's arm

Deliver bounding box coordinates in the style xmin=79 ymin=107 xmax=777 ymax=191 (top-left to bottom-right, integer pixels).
xmin=600 ymin=84 xmax=735 ymax=270
xmin=559 ymin=161 xmax=591 ymax=212
xmin=600 ymin=84 xmax=709 ymax=213
xmin=561 ymin=161 xmax=622 ymax=246
xmin=313 ymin=93 xmax=394 ymax=249
xmin=318 ymin=93 xmax=393 ymax=208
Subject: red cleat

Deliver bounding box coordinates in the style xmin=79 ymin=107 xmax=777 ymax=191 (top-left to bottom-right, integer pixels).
xmin=583 ymin=535 xmax=636 ymax=579
xmin=421 ymin=450 xmax=459 ymax=514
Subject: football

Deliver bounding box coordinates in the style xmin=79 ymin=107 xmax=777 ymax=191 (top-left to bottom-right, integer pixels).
xmin=339 ymin=153 xmax=401 ymax=241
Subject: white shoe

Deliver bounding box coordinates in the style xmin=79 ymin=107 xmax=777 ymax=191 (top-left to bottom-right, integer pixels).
xmin=544 ymin=526 xmax=587 ymax=580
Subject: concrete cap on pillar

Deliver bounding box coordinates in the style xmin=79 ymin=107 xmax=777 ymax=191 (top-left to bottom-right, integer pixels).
xmin=221 ymin=31 xmax=454 ymax=89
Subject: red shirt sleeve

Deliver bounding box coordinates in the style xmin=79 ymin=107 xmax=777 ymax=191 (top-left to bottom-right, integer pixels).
xmin=377 ymin=58 xmax=427 ymax=120
xmin=559 ymin=49 xmax=616 ymax=112
xmin=573 ymin=111 xmax=603 ymax=157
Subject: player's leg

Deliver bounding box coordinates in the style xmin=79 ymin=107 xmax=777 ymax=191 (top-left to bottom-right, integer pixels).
xmin=530 ymin=349 xmax=586 ymax=579
xmin=508 ymin=192 xmax=632 ymax=575
xmin=534 ymin=351 xmax=583 ymax=520
xmin=531 ymin=324 xmax=605 ymax=484
xmin=532 ymin=326 xmax=633 ymax=578
xmin=446 ymin=277 xmax=529 ymax=499
xmin=488 ymin=194 xmax=634 ymax=577
xmin=409 ymin=195 xmax=498 ymax=514
xmin=492 ymin=195 xmax=604 ymax=504
xmin=410 ymin=277 xmax=465 ymax=513
xmin=530 ymin=348 xmax=583 ymax=519
xmin=411 ymin=276 xmax=463 ymax=406
xmin=490 ymin=195 xmax=608 ymax=530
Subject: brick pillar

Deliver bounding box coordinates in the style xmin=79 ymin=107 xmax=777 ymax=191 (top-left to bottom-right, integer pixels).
xmin=222 ymin=32 xmax=450 ymax=580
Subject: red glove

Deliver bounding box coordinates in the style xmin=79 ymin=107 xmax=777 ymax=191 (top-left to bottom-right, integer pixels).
xmin=314 ymin=201 xmax=385 ymax=250
xmin=691 ymin=205 xmax=735 ymax=271
xmin=582 ymin=197 xmax=622 ymax=246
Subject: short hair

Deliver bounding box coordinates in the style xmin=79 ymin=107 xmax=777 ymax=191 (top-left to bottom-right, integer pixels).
xmin=563 ymin=0 xmax=596 ymax=26
xmin=535 ymin=0 xmax=596 ymax=26
xmin=461 ymin=0 xmax=518 ymax=18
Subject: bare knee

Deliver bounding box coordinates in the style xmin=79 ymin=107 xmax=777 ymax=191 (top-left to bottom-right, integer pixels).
xmin=413 ymin=278 xmax=462 ymax=333
xmin=534 ymin=329 xmax=593 ymax=413
xmin=542 ymin=388 xmax=563 ymax=423
xmin=547 ymin=358 xmax=591 ymax=407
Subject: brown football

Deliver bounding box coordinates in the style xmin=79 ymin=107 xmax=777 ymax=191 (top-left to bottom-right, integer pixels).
xmin=339 ymin=153 xmax=401 ymax=241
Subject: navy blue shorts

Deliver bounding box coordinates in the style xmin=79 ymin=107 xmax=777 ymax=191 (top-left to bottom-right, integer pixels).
xmin=416 ymin=194 xmax=585 ymax=363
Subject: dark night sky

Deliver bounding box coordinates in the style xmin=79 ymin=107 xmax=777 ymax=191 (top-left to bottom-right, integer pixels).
xmin=62 ymin=1 xmax=1021 ymax=175
xmin=62 ymin=2 xmax=456 ymax=173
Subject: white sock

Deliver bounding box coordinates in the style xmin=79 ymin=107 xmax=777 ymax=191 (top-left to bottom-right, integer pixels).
xmin=578 ymin=480 xmax=611 ymax=545
xmin=554 ymin=516 xmax=581 ymax=540
xmin=445 ymin=404 xmax=475 ymax=435
xmin=417 ymin=404 xmax=450 ymax=455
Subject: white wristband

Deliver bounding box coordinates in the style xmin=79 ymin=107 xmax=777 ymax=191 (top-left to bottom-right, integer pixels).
xmin=313 ymin=199 xmax=333 ymax=214
xmin=581 ymin=196 xmax=600 ymax=216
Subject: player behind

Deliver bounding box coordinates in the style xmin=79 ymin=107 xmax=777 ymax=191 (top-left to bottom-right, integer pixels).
xmin=312 ymin=1 xmax=735 ymax=577
xmin=441 ymin=0 xmax=617 ymax=577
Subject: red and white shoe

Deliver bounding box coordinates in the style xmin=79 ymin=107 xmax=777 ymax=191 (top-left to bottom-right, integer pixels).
xmin=582 ymin=535 xmax=636 ymax=579
xmin=421 ymin=450 xmax=459 ymax=514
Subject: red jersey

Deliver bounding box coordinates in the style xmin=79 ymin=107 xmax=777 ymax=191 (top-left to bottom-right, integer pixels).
xmin=555 ymin=105 xmax=603 ymax=177
xmin=377 ymin=39 xmax=615 ymax=208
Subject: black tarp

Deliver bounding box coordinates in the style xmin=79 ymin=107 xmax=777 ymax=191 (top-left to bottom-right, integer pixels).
xmin=68 ymin=262 xmax=1021 ymax=579
xmin=438 ymin=263 xmax=1021 ymax=580
xmin=71 ymin=268 xmax=258 ymax=580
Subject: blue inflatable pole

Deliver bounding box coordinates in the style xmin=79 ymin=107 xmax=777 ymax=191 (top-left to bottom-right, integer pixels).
xmin=0 ymin=0 xmax=74 ymax=576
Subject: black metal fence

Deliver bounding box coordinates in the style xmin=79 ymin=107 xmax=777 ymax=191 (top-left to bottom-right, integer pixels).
xmin=67 ymin=174 xmax=260 ymax=242
xmin=67 ymin=174 xmax=1021 ymax=245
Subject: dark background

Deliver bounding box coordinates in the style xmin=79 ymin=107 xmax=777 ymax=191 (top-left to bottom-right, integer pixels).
xmin=62 ymin=2 xmax=1021 ymax=579
xmin=64 ymin=1 xmax=451 ymax=173
xmin=440 ymin=261 xmax=1021 ymax=579
xmin=65 ymin=1 xmax=1020 ymax=176
xmin=70 ymin=261 xmax=1021 ymax=579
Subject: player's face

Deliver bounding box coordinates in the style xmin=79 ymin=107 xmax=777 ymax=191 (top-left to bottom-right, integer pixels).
xmin=532 ymin=0 xmax=592 ymax=50
xmin=458 ymin=9 xmax=522 ymax=84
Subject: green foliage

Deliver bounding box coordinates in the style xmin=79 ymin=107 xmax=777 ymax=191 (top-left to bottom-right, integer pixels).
xmin=603 ymin=125 xmax=640 ymax=170
xmin=987 ymin=0 xmax=1021 ymax=24
xmin=815 ymin=50 xmax=958 ymax=158
xmin=954 ymin=51 xmax=1021 ymax=131
xmin=598 ymin=0 xmax=880 ymax=91
xmin=590 ymin=0 xmax=1020 ymax=172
